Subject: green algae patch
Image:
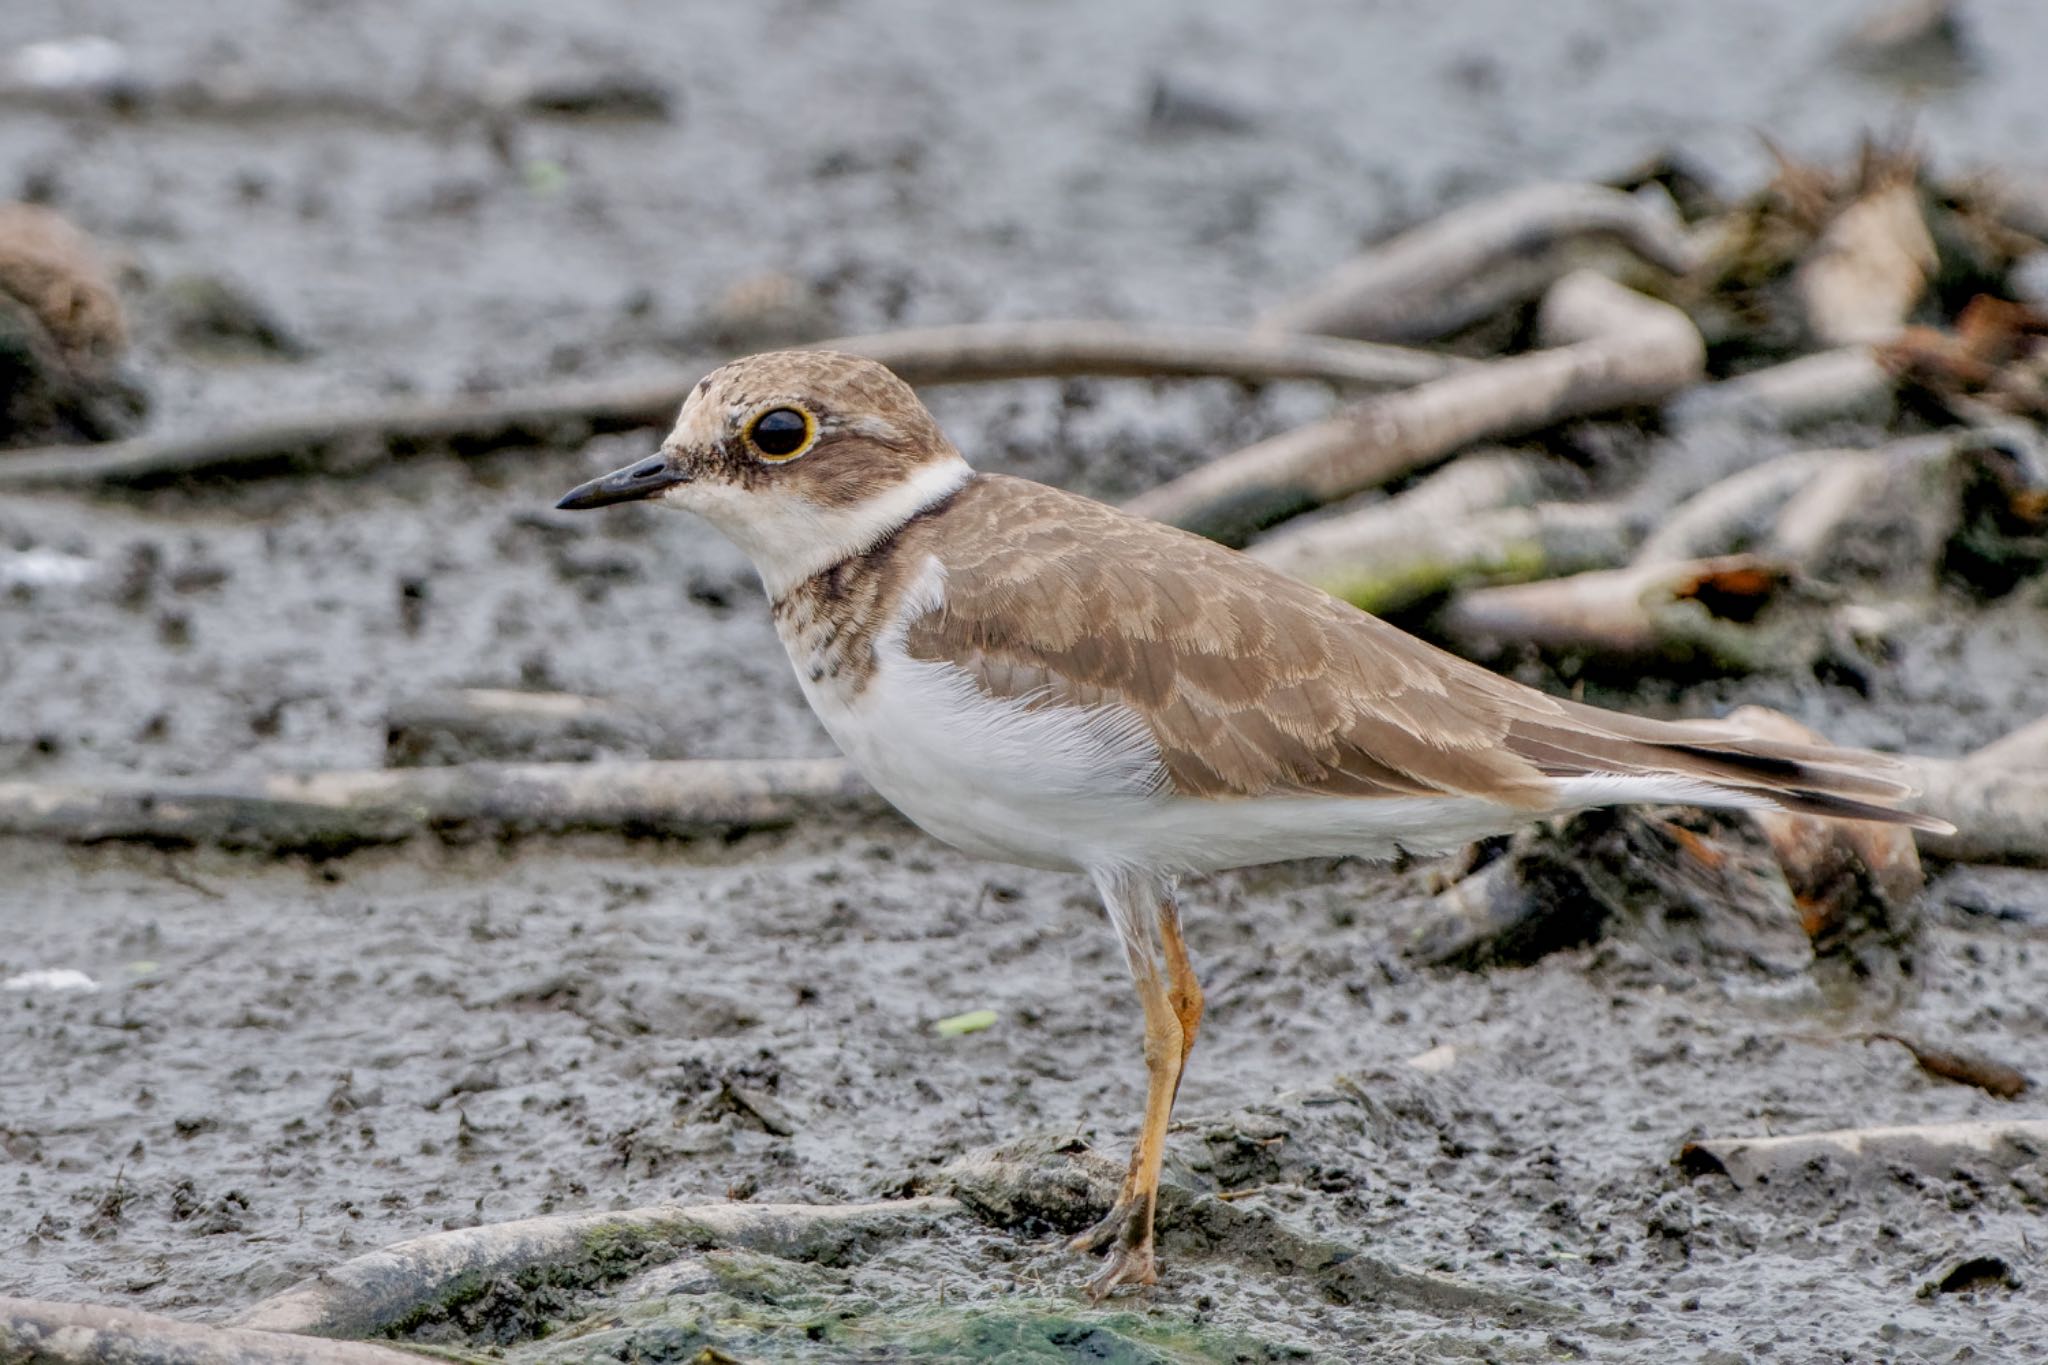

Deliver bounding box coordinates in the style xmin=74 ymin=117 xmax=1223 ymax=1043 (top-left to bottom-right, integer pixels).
xmin=520 ymin=1289 xmax=1314 ymax=1364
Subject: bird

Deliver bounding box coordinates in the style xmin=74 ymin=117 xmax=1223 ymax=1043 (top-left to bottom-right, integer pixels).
xmin=555 ymin=349 xmax=1948 ymax=1299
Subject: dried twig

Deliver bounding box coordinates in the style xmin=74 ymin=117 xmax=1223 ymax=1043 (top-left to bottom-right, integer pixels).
xmin=1130 ymin=273 xmax=1704 ymax=543
xmin=0 ymin=1296 xmax=418 ymax=1365
xmin=236 ymin=1197 xmax=964 ymax=1339
xmin=1855 ymin=1032 xmax=2031 ymax=1099
xmin=0 ymin=757 xmax=883 ymax=853
xmin=1259 ymin=182 xmax=1699 ymax=342
xmin=0 ymin=321 xmax=1460 ymax=491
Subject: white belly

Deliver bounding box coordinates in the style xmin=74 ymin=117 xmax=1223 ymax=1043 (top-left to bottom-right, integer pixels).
xmin=778 ymin=559 xmax=1718 ymax=876
xmin=794 ymin=648 xmax=1154 ymax=871
xmin=792 ymin=638 xmax=1563 ymax=876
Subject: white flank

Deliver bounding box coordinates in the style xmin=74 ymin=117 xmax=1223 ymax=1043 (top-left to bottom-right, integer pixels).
xmin=796 ymin=575 xmax=1793 ymax=875
xmin=671 ymin=457 xmax=972 ymax=600
xmin=792 ymin=559 xmax=1171 ymax=871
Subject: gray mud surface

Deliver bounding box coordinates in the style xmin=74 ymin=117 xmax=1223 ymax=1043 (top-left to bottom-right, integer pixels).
xmin=4 ymin=1 xmax=2047 ymax=1360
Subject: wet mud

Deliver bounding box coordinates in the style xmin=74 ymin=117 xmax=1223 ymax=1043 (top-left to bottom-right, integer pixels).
xmin=4 ymin=0 xmax=2047 ymax=1360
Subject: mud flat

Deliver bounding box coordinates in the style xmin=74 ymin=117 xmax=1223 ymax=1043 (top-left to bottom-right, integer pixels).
xmin=4 ymin=0 xmax=2047 ymax=1359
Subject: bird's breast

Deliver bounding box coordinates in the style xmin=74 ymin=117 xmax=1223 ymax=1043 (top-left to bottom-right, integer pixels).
xmin=772 ymin=560 xmax=1172 ymax=872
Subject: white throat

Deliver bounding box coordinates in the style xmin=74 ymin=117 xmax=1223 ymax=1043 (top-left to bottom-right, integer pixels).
xmin=670 ymin=457 xmax=972 ymax=600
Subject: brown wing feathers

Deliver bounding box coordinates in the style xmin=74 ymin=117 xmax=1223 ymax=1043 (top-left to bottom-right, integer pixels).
xmin=897 ymin=474 xmax=1938 ymax=830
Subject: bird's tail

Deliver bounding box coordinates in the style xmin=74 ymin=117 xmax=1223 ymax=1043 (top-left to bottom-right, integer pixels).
xmin=1508 ymin=701 xmax=1954 ymax=833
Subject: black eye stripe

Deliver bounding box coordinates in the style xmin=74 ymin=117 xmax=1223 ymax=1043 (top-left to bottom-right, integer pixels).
xmin=749 ymin=407 xmax=811 ymax=458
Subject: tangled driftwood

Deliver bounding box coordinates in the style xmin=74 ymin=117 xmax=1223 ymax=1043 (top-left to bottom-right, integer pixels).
xmin=1258 ymin=181 xmax=1699 ymax=342
xmin=1129 ymin=271 xmax=1705 ymax=542
xmin=1436 ymin=553 xmax=1796 ymax=670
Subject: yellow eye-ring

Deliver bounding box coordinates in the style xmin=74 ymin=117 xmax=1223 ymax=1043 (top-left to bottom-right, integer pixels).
xmin=746 ymin=405 xmax=816 ymax=461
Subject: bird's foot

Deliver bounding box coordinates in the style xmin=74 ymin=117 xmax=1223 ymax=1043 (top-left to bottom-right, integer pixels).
xmin=1068 ymin=1199 xmax=1159 ymax=1300
xmin=1082 ymin=1237 xmax=1158 ymax=1301
xmin=1067 ymin=1198 xmax=1131 ymax=1256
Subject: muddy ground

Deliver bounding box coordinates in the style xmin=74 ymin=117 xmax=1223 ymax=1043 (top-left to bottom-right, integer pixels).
xmin=3 ymin=1 xmax=2047 ymax=1360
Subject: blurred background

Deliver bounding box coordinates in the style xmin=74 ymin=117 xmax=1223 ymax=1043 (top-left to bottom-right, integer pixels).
xmin=3 ymin=2 xmax=2045 ymax=1360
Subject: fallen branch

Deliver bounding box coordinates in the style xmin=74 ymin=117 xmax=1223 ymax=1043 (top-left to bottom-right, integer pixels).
xmin=0 ymin=1297 xmax=418 ymax=1365
xmin=0 ymin=757 xmax=883 ymax=853
xmin=0 ymin=321 xmax=1460 ymax=491
xmin=1435 ymin=553 xmax=1799 ymax=672
xmin=1258 ymin=182 xmax=1699 ymax=342
xmin=1965 ymin=712 xmax=2048 ymax=771
xmin=830 ymin=320 xmax=1466 ymax=387
xmin=1632 ymin=450 xmax=1841 ymax=564
xmin=1263 ymin=500 xmax=1635 ymax=616
xmin=1679 ymin=1120 xmax=2048 ymax=1190
xmin=1249 ymin=450 xmax=1575 ymax=578
xmin=1904 ymin=755 xmax=2048 ymax=867
xmin=236 ymin=1197 xmax=964 ymax=1340
xmin=1665 ymin=347 xmax=1896 ymax=431
xmin=1130 ymin=272 xmax=1705 ymax=543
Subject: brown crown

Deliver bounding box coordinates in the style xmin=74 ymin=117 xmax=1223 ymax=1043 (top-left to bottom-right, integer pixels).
xmin=677 ymin=350 xmax=963 ymax=506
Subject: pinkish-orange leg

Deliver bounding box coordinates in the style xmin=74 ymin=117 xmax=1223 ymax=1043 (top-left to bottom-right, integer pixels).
xmin=1069 ymin=874 xmax=1203 ymax=1299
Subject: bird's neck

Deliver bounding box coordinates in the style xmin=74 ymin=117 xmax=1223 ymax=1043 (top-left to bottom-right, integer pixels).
xmin=714 ymin=456 xmax=970 ymax=603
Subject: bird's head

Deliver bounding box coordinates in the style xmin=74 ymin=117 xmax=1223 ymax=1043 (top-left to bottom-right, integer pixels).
xmin=556 ymin=349 xmax=971 ymax=596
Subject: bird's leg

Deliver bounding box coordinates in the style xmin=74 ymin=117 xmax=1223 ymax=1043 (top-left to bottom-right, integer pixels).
xmin=1159 ymin=893 xmax=1205 ymax=1097
xmin=1069 ymin=872 xmax=1202 ymax=1299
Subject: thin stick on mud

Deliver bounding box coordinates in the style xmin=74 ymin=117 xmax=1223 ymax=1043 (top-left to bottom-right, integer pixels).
xmin=1258 ymin=181 xmax=1700 ymax=342
xmin=1854 ymin=1031 xmax=2032 ymax=1099
xmin=0 ymin=321 xmax=1461 ymax=491
xmin=235 ymin=1197 xmax=965 ymax=1340
xmin=0 ymin=1296 xmax=421 ymax=1365
xmin=1678 ymin=1120 xmax=2048 ymax=1190
xmin=0 ymin=757 xmax=884 ymax=853
xmin=1129 ymin=272 xmax=1705 ymax=544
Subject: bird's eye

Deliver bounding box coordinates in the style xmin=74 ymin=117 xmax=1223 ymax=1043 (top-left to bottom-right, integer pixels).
xmin=747 ymin=406 xmax=814 ymax=461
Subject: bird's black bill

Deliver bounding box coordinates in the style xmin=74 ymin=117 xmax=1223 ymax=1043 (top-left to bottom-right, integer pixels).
xmin=555 ymin=456 xmax=690 ymax=510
